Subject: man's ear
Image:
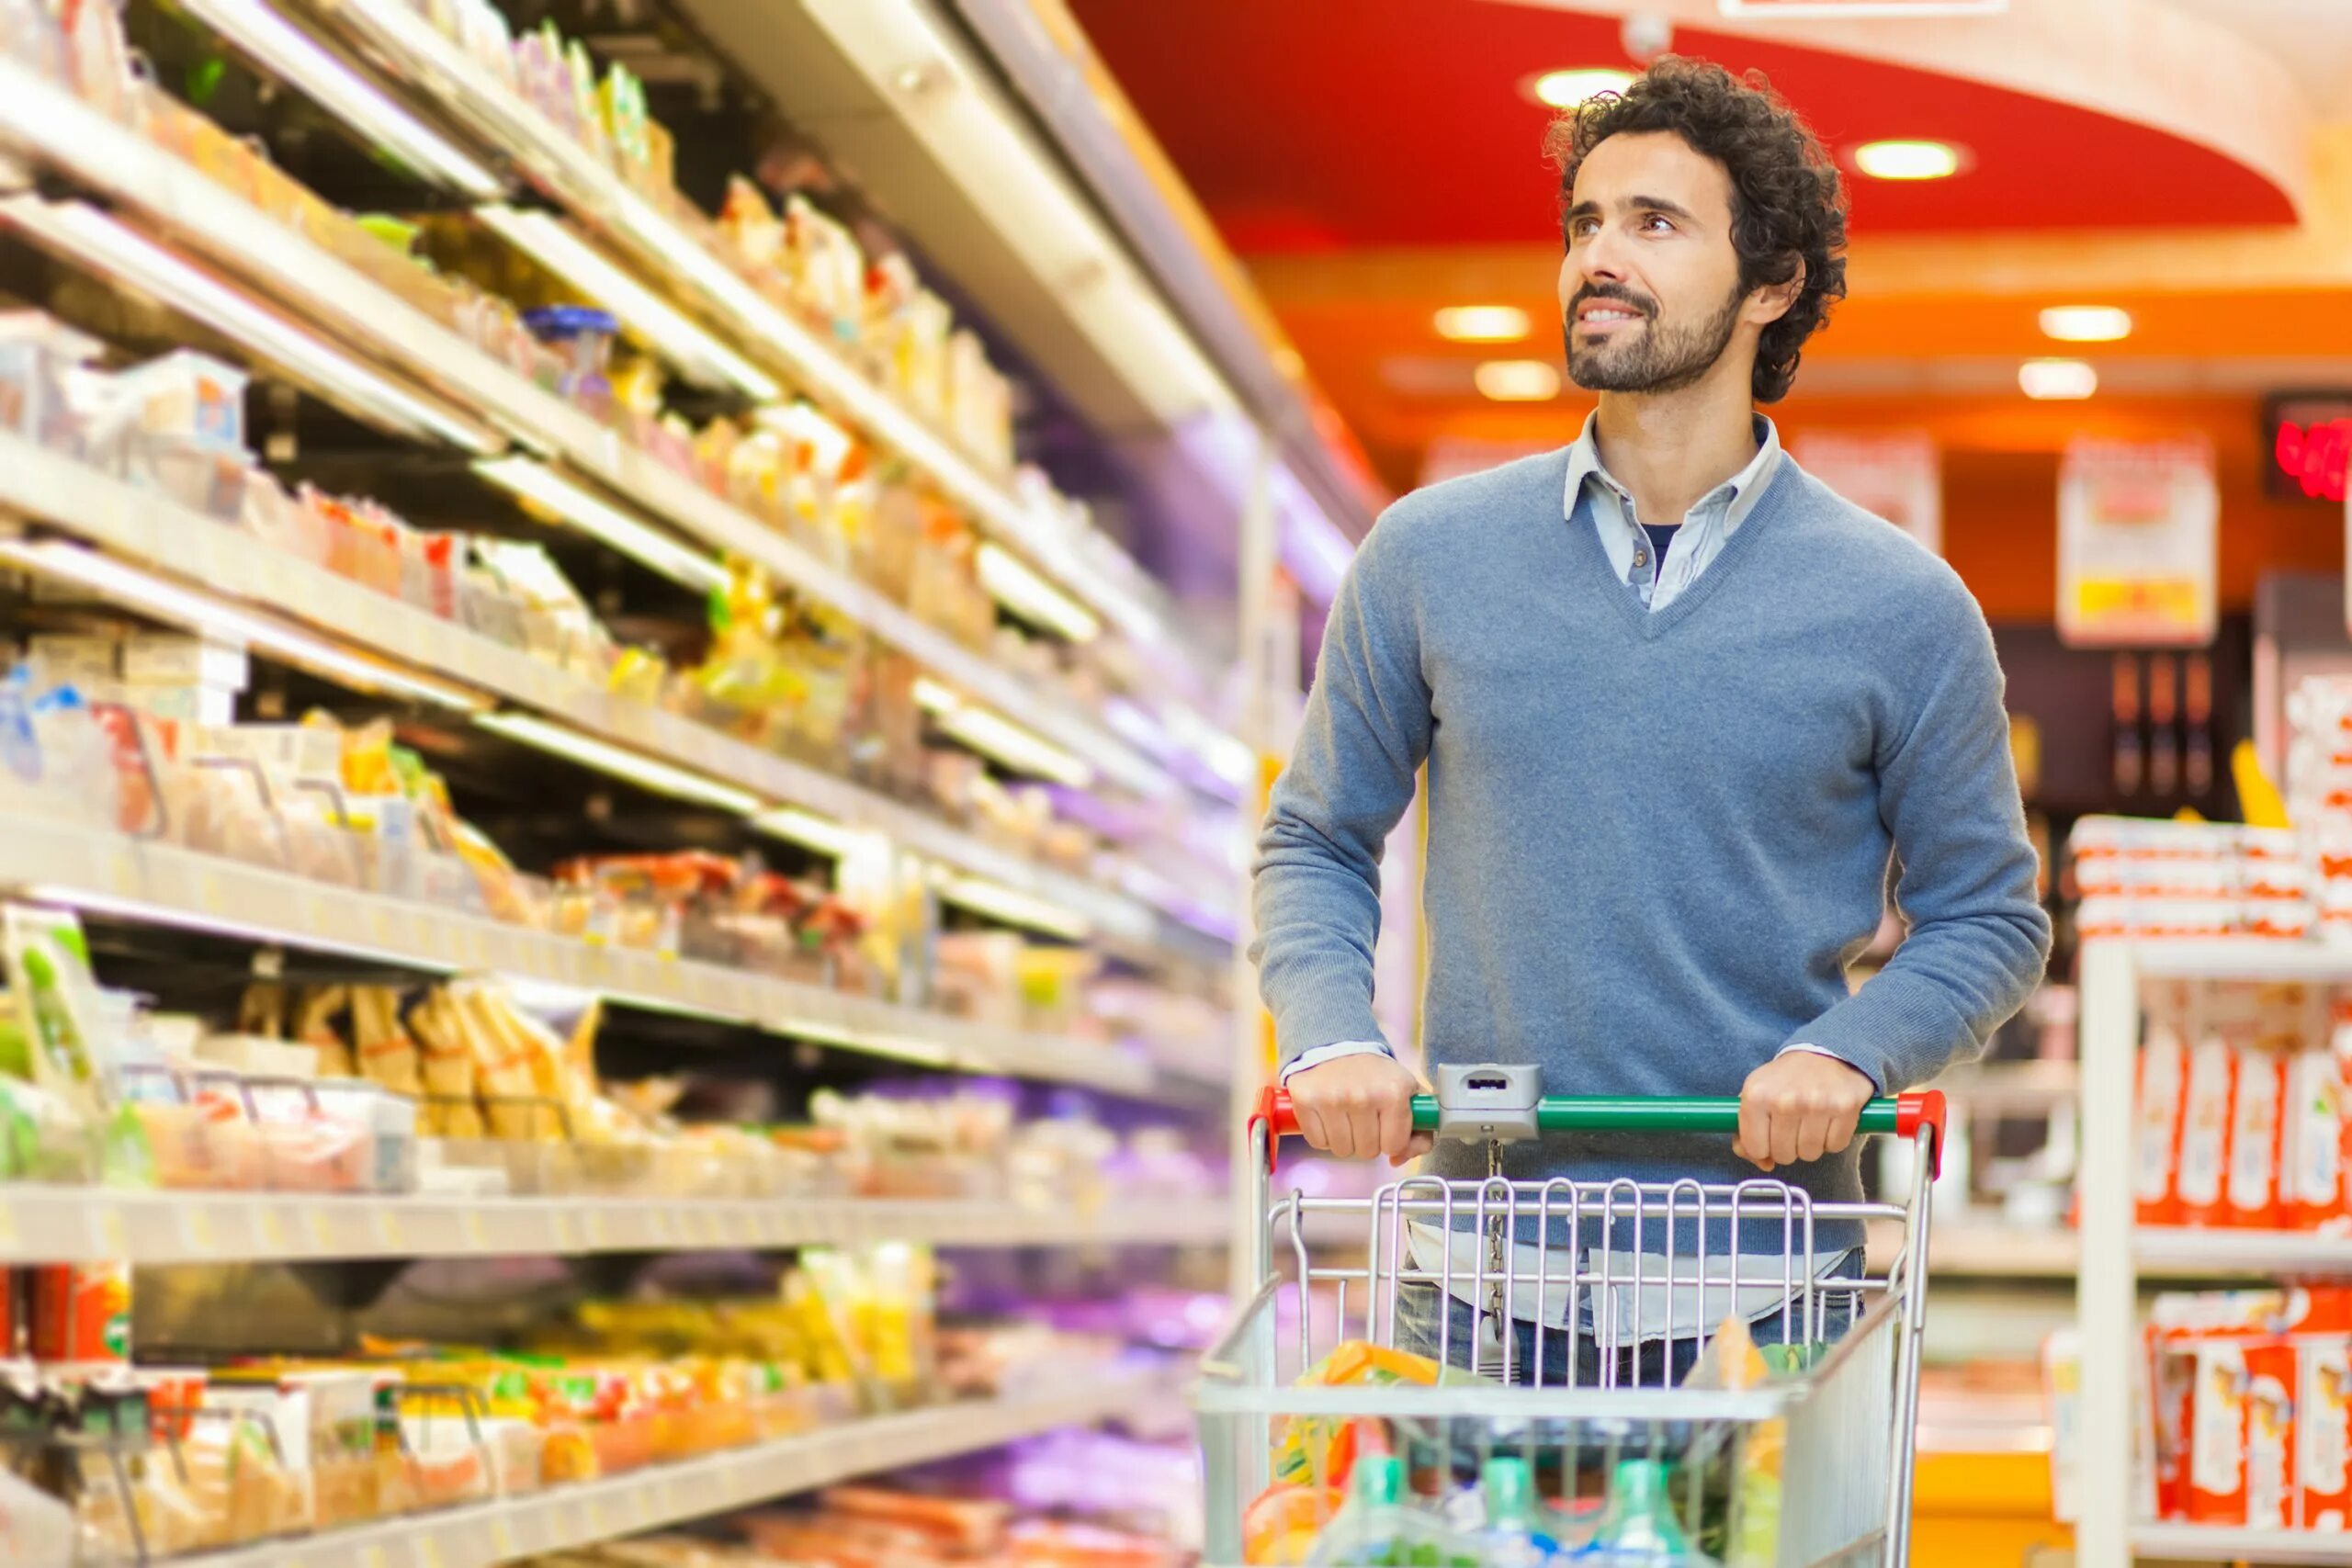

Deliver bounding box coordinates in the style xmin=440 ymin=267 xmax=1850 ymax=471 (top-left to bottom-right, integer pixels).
xmin=1747 ymin=258 xmax=1806 ymax=328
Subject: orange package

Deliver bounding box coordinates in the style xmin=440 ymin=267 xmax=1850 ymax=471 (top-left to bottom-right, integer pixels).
xmin=2177 ymin=1007 xmax=2239 ymax=1229
xmin=2245 ymin=1339 xmax=2298 ymax=1529
xmin=2186 ymin=1338 xmax=2250 ymax=1525
xmin=2136 ymin=985 xmax=2191 ymax=1225
xmin=28 ymin=1263 xmax=130 ymax=1363
xmin=2286 ymin=1043 xmax=2345 ymax=1231
xmin=2300 ymin=1337 xmax=2352 ymax=1531
xmin=2225 ymin=1040 xmax=2286 ymax=1229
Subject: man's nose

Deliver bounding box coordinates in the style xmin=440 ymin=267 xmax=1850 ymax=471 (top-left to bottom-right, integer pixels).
xmin=1576 ymin=223 xmax=1632 ymax=284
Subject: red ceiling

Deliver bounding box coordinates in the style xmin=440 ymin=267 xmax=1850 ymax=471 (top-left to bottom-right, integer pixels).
xmin=1069 ymin=0 xmax=2296 ymax=252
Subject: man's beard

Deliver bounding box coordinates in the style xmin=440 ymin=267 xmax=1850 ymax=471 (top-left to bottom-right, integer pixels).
xmin=1565 ymin=280 xmax=1745 ymax=396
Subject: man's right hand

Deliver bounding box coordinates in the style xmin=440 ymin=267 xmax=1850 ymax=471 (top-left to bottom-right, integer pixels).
xmin=1286 ymin=1054 xmax=1434 ymax=1166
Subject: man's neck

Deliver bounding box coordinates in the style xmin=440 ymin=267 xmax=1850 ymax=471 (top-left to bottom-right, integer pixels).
xmin=1590 ymin=365 xmax=1761 ymax=525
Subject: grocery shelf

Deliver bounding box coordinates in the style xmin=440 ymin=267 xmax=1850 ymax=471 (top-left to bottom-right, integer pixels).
xmin=288 ymin=0 xmax=1174 ymax=665
xmin=174 ymin=1374 xmax=1159 ymax=1568
xmin=0 ymin=806 xmax=1159 ymax=1095
xmin=2135 ymin=1225 xmax=2352 ymax=1276
xmin=0 ymin=1187 xmax=1229 ymax=1264
xmin=2130 ymin=1524 xmax=2352 ymax=1563
xmin=0 ymin=431 xmax=1201 ymax=953
xmin=2120 ymin=938 xmax=2352 ymax=982
xmin=0 ymin=58 xmax=1166 ymax=802
xmin=1865 ymin=1218 xmax=2081 ymax=1279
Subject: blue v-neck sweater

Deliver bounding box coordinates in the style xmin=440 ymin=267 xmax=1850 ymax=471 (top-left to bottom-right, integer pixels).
xmin=1250 ymin=448 xmax=2050 ymax=1248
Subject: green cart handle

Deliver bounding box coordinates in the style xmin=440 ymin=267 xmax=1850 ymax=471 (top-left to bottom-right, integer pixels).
xmin=1249 ymin=1086 xmax=1947 ymax=1179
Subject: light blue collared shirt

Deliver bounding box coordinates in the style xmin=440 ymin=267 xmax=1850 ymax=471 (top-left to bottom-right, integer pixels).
xmin=1565 ymin=412 xmax=1784 ymax=612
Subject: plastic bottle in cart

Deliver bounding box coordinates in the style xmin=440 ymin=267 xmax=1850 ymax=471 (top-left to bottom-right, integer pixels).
xmin=1478 ymin=1457 xmax=1559 ymax=1567
xmin=1574 ymin=1459 xmax=1718 ymax=1567
xmin=1306 ymin=1455 xmax=1476 ymax=1567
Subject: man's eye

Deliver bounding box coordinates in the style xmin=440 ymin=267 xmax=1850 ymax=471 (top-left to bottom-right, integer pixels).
xmin=1641 ymin=214 xmax=1674 ymax=232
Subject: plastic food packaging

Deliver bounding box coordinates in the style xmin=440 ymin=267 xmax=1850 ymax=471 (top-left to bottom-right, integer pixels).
xmin=1576 ymin=1459 xmax=1720 ymax=1566
xmin=28 ymin=1261 xmax=129 ymax=1362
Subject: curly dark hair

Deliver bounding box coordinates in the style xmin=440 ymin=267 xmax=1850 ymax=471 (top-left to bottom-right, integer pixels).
xmin=1545 ymin=57 xmax=1848 ymax=404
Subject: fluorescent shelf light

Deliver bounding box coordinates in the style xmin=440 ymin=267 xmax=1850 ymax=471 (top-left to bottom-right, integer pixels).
xmin=769 ymin=1013 xmax=956 ymax=1068
xmin=751 ymin=806 xmax=876 ymax=858
xmin=4 ymin=200 xmax=495 ymax=453
xmin=977 ymin=543 xmax=1101 ymax=642
xmin=173 ymin=0 xmax=503 ymax=198
xmin=2020 ymin=358 xmax=2098 ymax=400
xmin=478 ymin=206 xmax=782 ymax=400
xmin=473 ymin=711 xmax=764 ymax=813
xmin=935 ymin=873 xmax=1092 ymax=942
xmin=1434 ymin=305 xmax=1531 ymax=344
xmin=908 ymin=677 xmax=1093 ymax=788
xmin=474 ymin=457 xmax=729 ymax=593
xmin=1475 ymin=360 xmax=1561 ymax=402
xmin=0 ymin=541 xmax=488 ymax=711
xmin=2040 ymin=305 xmax=2133 ymax=344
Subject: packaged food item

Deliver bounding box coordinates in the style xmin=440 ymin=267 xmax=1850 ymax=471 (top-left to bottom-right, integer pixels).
xmin=2246 ymin=1339 xmax=2298 ymax=1530
xmin=1301 ymin=1455 xmax=1470 ymax=1568
xmin=28 ymin=1261 xmax=129 ymax=1362
xmin=2301 ymin=1337 xmax=2352 ymax=1530
xmin=2136 ymin=982 xmax=2190 ymax=1224
xmin=1275 ymin=1340 xmax=1479 ymax=1487
xmin=1683 ymin=1312 xmax=1780 ymax=1567
xmin=2177 ymin=997 xmax=2240 ymax=1228
xmin=2226 ymin=1034 xmax=2286 ymax=1229
xmin=1577 ymin=1458 xmax=1713 ymax=1567
xmin=2285 ymin=1038 xmax=2343 ymax=1231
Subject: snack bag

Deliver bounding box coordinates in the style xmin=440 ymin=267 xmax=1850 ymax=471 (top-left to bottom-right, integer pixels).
xmin=1272 ymin=1341 xmax=1481 ymax=1487
xmin=1682 ymin=1314 xmax=1781 ymax=1568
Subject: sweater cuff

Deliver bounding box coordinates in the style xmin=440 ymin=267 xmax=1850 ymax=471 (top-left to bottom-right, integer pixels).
xmin=1775 ymin=1041 xmax=1883 ymax=1096
xmin=1280 ymin=1040 xmax=1394 ymax=1084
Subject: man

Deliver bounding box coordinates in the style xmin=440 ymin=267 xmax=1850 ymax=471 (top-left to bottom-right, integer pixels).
xmin=1250 ymin=59 xmax=2050 ymax=1381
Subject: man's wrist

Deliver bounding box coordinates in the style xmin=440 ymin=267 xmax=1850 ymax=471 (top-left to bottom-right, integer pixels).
xmin=1776 ymin=1041 xmax=1881 ymax=1095
xmin=1281 ymin=1040 xmax=1394 ymax=1083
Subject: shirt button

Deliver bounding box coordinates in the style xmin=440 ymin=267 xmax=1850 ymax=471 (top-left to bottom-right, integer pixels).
xmin=1633 ymin=551 xmax=1647 ymax=568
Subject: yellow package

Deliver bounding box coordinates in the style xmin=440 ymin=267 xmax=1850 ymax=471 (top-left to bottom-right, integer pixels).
xmin=1682 ymin=1314 xmax=1780 ymax=1568
xmin=1272 ymin=1339 xmax=1483 ymax=1485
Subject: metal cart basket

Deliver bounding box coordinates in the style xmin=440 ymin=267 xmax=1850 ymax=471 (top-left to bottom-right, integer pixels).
xmin=1196 ymin=1066 xmax=1946 ymax=1568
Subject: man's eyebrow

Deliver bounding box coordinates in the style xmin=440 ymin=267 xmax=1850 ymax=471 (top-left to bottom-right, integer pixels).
xmin=1565 ymin=195 xmax=1703 ymax=224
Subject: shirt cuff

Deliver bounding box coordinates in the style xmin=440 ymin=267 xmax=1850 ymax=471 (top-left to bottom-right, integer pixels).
xmin=1777 ymin=1041 xmax=1883 ymax=1095
xmin=1280 ymin=1040 xmax=1394 ymax=1083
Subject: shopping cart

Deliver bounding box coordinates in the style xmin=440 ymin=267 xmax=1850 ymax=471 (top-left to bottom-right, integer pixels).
xmin=1196 ymin=1065 xmax=1945 ymax=1567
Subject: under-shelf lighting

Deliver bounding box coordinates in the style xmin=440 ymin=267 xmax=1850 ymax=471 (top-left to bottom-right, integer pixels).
xmin=172 ymin=0 xmax=504 ymax=198
xmin=910 ymin=678 xmax=1094 ymax=789
xmin=751 ymin=806 xmax=874 ymax=859
xmin=473 ymin=711 xmax=764 ymax=813
xmin=934 ymin=872 xmax=1092 ymax=942
xmin=976 ymin=543 xmax=1101 ymax=643
xmin=0 ymin=541 xmax=488 ymax=711
xmin=474 ymin=457 xmax=729 ymax=593
xmin=3 ymin=199 xmax=495 ymax=453
xmin=478 ymin=206 xmax=782 ymax=400
xmin=21 ymin=885 xmax=456 ymax=971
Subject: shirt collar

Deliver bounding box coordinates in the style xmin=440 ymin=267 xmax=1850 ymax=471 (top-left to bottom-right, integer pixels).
xmin=1561 ymin=412 xmax=1783 ymax=525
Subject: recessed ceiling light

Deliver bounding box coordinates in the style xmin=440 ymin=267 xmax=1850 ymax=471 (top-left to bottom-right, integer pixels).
xmin=2040 ymin=305 xmax=2133 ymax=344
xmin=1527 ymin=68 xmax=1636 ymax=109
xmin=2020 ymin=358 xmax=2098 ymax=400
xmin=1475 ymin=360 xmax=1562 ymax=401
xmin=1850 ymin=140 xmax=1965 ymax=181
xmin=1435 ymin=305 xmax=1532 ymax=344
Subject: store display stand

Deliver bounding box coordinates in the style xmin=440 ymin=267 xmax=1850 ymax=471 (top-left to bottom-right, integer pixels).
xmin=2075 ymin=939 xmax=2352 ymax=1566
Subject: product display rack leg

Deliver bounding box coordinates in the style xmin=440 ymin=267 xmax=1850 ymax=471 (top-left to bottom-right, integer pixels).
xmin=2076 ymin=938 xmax=2140 ymax=1568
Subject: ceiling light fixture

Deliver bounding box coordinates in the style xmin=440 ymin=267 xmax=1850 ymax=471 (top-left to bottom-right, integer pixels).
xmin=4 ymin=199 xmax=494 ymax=453
xmin=474 ymin=457 xmax=729 ymax=594
xmin=478 ymin=206 xmax=782 ymax=400
xmin=976 ymin=543 xmax=1101 ymax=643
xmin=1527 ymin=68 xmax=1636 ymax=109
xmin=1434 ymin=305 xmax=1532 ymax=344
xmin=472 ymin=711 xmax=764 ymax=813
xmin=1475 ymin=360 xmax=1563 ymax=402
xmin=1850 ymin=140 xmax=1965 ymax=181
xmin=2040 ymin=305 xmax=2134 ymax=344
xmin=2020 ymin=359 xmax=2098 ymax=400
xmin=0 ymin=541 xmax=488 ymax=711
xmin=171 ymin=0 xmax=504 ymax=198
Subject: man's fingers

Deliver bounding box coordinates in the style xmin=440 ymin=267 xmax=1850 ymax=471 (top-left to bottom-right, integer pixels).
xmin=1770 ymin=1098 xmax=1804 ymax=1168
xmin=1826 ymin=1102 xmax=1864 ymax=1156
xmin=1296 ymin=1100 xmax=1331 ymax=1155
xmin=1375 ymin=1093 xmax=1413 ymax=1163
xmin=1392 ymin=1131 xmax=1435 ymax=1168
xmin=1795 ymin=1105 xmax=1832 ymax=1165
xmin=1737 ymin=1089 xmax=1773 ymax=1172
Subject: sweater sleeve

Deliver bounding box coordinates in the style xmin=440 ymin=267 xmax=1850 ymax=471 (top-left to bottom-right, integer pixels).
xmin=1783 ymin=588 xmax=2052 ymax=1091
xmin=1250 ymin=519 xmax=1433 ymax=1069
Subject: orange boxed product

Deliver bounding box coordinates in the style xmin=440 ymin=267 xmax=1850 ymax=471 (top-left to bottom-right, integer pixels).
xmin=2245 ymin=1339 xmax=2298 ymax=1529
xmin=2135 ymin=982 xmax=2190 ymax=1225
xmin=2186 ymin=1338 xmax=2251 ymax=1524
xmin=2301 ymin=1337 xmax=2352 ymax=1531
xmin=28 ymin=1262 xmax=129 ymax=1363
xmin=2177 ymin=1019 xmax=2236 ymax=1229
xmin=2285 ymin=1042 xmax=2345 ymax=1230
xmin=2225 ymin=1038 xmax=2286 ymax=1229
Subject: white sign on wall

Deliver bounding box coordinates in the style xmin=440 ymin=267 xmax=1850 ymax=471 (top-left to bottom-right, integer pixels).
xmin=2057 ymin=437 xmax=2219 ymax=649
xmin=1790 ymin=430 xmax=1943 ymax=554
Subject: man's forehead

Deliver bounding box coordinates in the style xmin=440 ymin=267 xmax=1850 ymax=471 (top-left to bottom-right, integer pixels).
xmin=1570 ymin=131 xmax=1732 ymax=214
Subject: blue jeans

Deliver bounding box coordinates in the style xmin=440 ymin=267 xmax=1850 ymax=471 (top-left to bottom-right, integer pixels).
xmin=1391 ymin=1255 xmax=1862 ymax=1387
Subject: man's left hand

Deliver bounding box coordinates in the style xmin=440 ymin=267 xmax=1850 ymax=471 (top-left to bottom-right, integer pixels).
xmin=1735 ymin=1053 xmax=1874 ymax=1172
